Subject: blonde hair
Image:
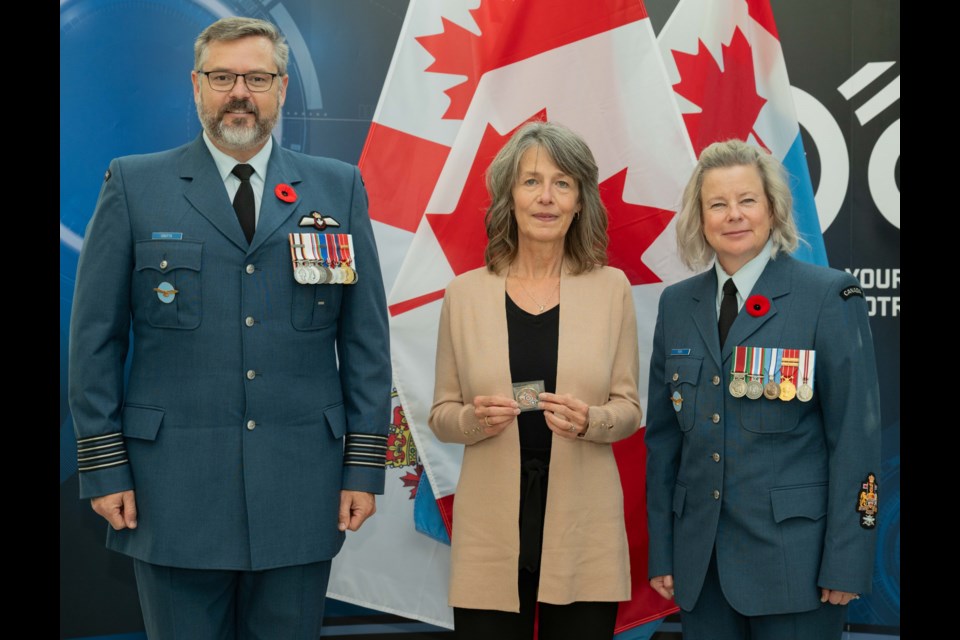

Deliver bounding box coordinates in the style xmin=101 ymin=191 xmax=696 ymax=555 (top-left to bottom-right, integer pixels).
xmin=484 ymin=121 xmax=607 ymax=275
xmin=676 ymin=139 xmax=799 ymax=270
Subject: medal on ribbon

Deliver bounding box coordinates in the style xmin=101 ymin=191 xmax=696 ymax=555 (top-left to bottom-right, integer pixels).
xmin=729 ymin=346 xmax=747 ymax=398
xmin=318 ymin=240 xmax=334 ymax=284
xmin=306 ymin=234 xmax=327 ymax=284
xmin=797 ymin=349 xmax=815 ymax=402
xmin=338 ymin=233 xmax=357 ymax=285
xmin=325 ymin=234 xmax=345 ymax=284
xmin=763 ymin=347 xmax=781 ymax=400
xmin=779 ymin=348 xmax=799 ymax=401
xmin=746 ymin=346 xmax=764 ymax=400
xmin=289 ymin=233 xmax=310 ymax=284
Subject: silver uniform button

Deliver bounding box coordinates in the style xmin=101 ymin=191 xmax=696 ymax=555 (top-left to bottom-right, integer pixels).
xmin=246 ymin=420 xmax=256 ymax=431
xmin=712 ymin=490 xmax=720 ymax=500
xmin=712 ymin=375 xmax=721 ymax=386
xmin=711 ymin=413 xmax=721 ymax=424
xmin=246 ymin=370 xmax=256 ymax=380
xmin=712 ymin=452 xmax=721 ymax=462
xmin=245 ymin=264 xmax=255 ymax=274
xmin=672 ymin=372 xmax=679 ymax=382
xmin=245 ymin=316 xmax=255 ymax=327
xmin=159 ymin=259 xmax=168 ymax=270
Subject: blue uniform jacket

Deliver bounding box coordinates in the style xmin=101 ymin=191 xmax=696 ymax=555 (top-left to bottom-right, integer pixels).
xmin=69 ymin=136 xmax=391 ymax=571
xmin=645 ymin=254 xmax=880 ymax=616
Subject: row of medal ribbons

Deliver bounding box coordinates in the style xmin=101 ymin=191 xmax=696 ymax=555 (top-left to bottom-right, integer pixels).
xmin=288 ymin=233 xmax=359 ymax=285
xmin=729 ymin=346 xmax=816 ymax=402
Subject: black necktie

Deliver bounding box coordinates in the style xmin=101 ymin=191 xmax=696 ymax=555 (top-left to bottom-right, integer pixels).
xmin=231 ymin=164 xmax=256 ymax=244
xmin=718 ymin=278 xmax=738 ymax=349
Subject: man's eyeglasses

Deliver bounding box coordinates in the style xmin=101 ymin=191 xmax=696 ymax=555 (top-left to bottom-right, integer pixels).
xmin=198 ymin=71 xmax=281 ymax=92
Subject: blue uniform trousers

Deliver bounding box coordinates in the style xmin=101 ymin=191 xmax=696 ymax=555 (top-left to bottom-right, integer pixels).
xmin=133 ymin=559 xmax=332 ymax=639
xmin=680 ymin=550 xmax=845 ymax=640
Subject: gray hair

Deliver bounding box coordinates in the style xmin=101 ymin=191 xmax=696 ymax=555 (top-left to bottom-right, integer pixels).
xmin=676 ymin=139 xmax=799 ymax=270
xmin=484 ymin=121 xmax=608 ymax=275
xmin=194 ymin=17 xmax=289 ymax=76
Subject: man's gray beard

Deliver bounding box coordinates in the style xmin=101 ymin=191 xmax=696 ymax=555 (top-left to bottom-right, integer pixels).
xmin=197 ymin=97 xmax=278 ymax=151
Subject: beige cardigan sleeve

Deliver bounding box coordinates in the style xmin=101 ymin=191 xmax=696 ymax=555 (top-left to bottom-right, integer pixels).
xmin=581 ymin=271 xmax=642 ymax=444
xmin=428 ymin=287 xmax=490 ymax=445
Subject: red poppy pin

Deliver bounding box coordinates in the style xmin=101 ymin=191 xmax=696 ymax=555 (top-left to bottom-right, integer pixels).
xmin=746 ymin=294 xmax=770 ymax=317
xmin=275 ymin=183 xmax=297 ymax=203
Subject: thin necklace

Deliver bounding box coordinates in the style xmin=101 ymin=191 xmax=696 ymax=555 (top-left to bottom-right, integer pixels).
xmin=512 ymin=273 xmax=560 ymax=313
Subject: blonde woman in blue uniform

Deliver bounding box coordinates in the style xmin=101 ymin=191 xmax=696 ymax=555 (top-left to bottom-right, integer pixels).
xmin=645 ymin=139 xmax=880 ymax=640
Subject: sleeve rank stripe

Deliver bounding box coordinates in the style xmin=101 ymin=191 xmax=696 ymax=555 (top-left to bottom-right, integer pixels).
xmin=77 ymin=451 xmax=128 ymax=463
xmin=345 ymin=444 xmax=388 ymax=453
xmin=77 ymin=442 xmax=127 ymax=454
xmin=78 ymin=458 xmax=129 ymax=472
xmin=344 ymin=453 xmax=386 ymax=463
xmin=76 ymin=433 xmax=124 ymax=444
xmin=342 ymin=460 xmax=385 ymax=468
xmin=345 ymin=434 xmax=388 ymax=442
xmin=344 ymin=452 xmax=386 ymax=460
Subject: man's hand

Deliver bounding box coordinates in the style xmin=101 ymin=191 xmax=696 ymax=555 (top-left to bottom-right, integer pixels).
xmin=91 ymin=490 xmax=138 ymax=530
xmin=338 ymin=491 xmax=376 ymax=532
xmin=820 ymin=588 xmax=859 ymax=606
xmin=650 ymin=574 xmax=675 ymax=600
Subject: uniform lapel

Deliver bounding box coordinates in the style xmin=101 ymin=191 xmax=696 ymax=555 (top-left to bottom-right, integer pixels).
xmin=251 ymin=143 xmax=302 ymax=255
xmin=690 ymin=271 xmax=723 ymax=371
xmin=180 ymin=137 xmax=249 ymax=251
xmin=721 ymin=255 xmax=792 ymax=364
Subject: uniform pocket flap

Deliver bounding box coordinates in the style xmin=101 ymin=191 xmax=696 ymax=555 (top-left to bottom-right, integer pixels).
xmin=135 ymin=240 xmax=203 ymax=273
xmin=770 ymin=483 xmax=828 ymax=523
xmin=672 ymin=483 xmax=687 ymax=518
xmin=323 ymin=402 xmax=347 ymax=439
xmin=664 ymin=357 xmax=702 ymax=385
xmin=121 ymin=404 xmax=165 ymax=441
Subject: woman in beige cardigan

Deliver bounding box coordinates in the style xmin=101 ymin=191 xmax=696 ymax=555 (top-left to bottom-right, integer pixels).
xmin=429 ymin=121 xmax=642 ymax=640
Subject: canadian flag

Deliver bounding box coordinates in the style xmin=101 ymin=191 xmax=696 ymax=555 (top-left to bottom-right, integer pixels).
xmin=658 ymin=0 xmax=827 ymax=264
xmin=331 ymin=0 xmax=694 ymax=632
xmin=331 ymin=0 xmax=823 ymax=633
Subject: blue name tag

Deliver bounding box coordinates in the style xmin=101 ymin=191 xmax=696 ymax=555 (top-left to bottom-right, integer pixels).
xmin=670 ymin=348 xmax=692 ymax=356
xmin=152 ymin=232 xmax=183 ymax=240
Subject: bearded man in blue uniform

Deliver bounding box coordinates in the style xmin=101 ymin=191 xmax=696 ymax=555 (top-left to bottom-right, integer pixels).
xmin=68 ymin=17 xmax=391 ymax=638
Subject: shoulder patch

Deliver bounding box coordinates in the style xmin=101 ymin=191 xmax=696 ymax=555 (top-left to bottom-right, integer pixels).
xmin=840 ymin=285 xmax=864 ymax=301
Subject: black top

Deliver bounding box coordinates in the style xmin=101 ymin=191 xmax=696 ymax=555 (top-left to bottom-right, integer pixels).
xmin=506 ymin=294 xmax=559 ymax=461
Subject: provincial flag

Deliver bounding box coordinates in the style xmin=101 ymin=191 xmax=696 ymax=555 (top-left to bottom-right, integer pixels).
xmin=658 ymin=0 xmax=828 ymax=265
xmin=349 ymin=0 xmax=695 ymax=633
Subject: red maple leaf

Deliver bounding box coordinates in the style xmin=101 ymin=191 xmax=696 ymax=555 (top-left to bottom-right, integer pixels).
xmin=416 ymin=0 xmax=646 ymax=119
xmin=400 ymin=464 xmax=424 ymax=500
xmin=601 ymin=169 xmax=674 ymax=286
xmin=671 ymin=27 xmax=768 ymax=155
xmin=426 ymin=109 xmax=547 ymax=277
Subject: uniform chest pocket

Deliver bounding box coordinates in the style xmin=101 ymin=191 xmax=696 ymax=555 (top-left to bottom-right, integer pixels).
xmin=134 ymin=241 xmax=202 ymax=329
xmin=665 ymin=356 xmax=702 ymax=432
xmin=291 ymin=283 xmax=341 ymax=330
xmin=738 ymin=395 xmax=800 ymax=433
